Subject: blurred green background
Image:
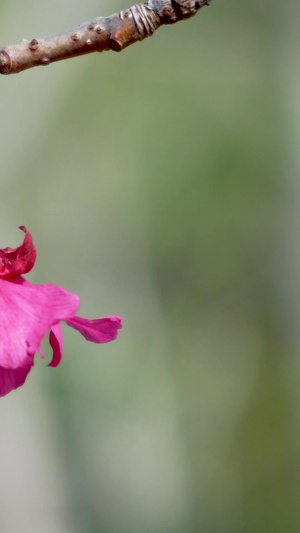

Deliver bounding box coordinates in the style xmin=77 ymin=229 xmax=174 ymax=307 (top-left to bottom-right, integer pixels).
xmin=0 ymin=0 xmax=298 ymax=531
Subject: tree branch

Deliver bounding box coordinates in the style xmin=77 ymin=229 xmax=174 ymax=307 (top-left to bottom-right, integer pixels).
xmin=0 ymin=0 xmax=211 ymax=75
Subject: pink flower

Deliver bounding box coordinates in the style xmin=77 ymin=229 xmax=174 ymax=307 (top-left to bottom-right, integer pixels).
xmin=0 ymin=227 xmax=122 ymax=397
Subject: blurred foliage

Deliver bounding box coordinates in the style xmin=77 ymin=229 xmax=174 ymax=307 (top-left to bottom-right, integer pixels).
xmin=0 ymin=0 xmax=299 ymax=532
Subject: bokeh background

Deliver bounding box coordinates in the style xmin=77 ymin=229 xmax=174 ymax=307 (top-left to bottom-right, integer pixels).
xmin=0 ymin=0 xmax=298 ymax=531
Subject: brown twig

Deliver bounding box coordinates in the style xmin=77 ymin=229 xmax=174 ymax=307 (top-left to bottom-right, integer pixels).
xmin=0 ymin=0 xmax=211 ymax=75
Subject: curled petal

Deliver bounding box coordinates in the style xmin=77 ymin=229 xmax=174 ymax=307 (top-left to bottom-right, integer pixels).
xmin=0 ymin=226 xmax=37 ymax=280
xmin=0 ymin=227 xmax=123 ymax=398
xmin=66 ymin=315 xmax=122 ymax=343
xmin=0 ymin=277 xmax=79 ymax=369
xmin=49 ymin=323 xmax=63 ymax=367
xmin=0 ymin=365 xmax=32 ymax=398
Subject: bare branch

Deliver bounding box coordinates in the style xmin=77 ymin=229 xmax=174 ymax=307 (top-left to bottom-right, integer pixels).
xmin=0 ymin=0 xmax=211 ymax=75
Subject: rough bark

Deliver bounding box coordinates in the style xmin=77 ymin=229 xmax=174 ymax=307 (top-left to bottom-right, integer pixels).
xmin=0 ymin=0 xmax=211 ymax=75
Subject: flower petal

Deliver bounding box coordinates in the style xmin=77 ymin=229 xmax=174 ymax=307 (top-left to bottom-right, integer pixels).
xmin=0 ymin=277 xmax=79 ymax=369
xmin=0 ymin=226 xmax=37 ymax=280
xmin=0 ymin=365 xmax=32 ymax=397
xmin=48 ymin=323 xmax=63 ymax=367
xmin=66 ymin=315 xmax=122 ymax=343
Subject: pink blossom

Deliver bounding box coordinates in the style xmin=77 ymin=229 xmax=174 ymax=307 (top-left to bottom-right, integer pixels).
xmin=0 ymin=227 xmax=122 ymax=397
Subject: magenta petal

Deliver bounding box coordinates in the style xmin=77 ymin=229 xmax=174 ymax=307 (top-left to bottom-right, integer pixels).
xmin=0 ymin=365 xmax=32 ymax=397
xmin=0 ymin=278 xmax=79 ymax=369
xmin=66 ymin=315 xmax=122 ymax=343
xmin=0 ymin=226 xmax=37 ymax=280
xmin=49 ymin=323 xmax=63 ymax=367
